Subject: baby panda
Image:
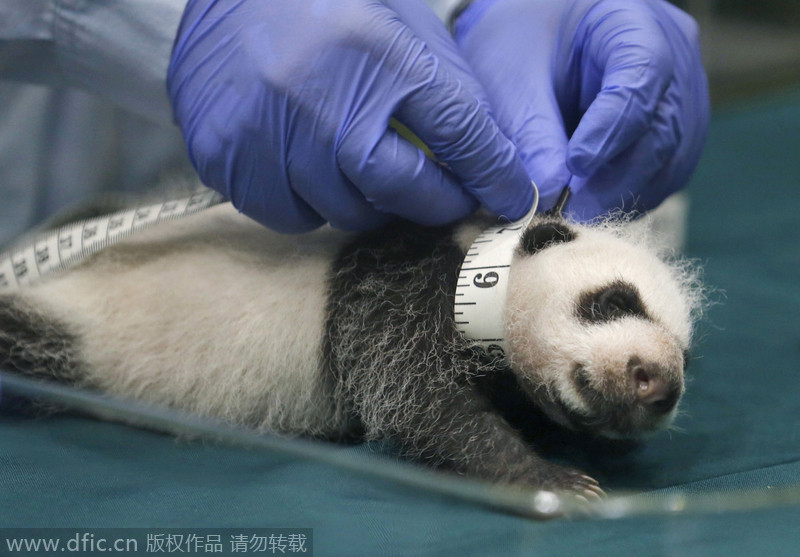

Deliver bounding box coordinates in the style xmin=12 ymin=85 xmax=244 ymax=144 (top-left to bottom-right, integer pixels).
xmin=0 ymin=198 xmax=702 ymax=498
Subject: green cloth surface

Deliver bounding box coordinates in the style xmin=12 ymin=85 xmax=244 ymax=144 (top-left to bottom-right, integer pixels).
xmin=2 ymin=89 xmax=800 ymax=556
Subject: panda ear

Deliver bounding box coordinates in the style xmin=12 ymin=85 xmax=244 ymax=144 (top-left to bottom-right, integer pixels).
xmin=520 ymin=221 xmax=576 ymax=255
xmin=519 ymin=185 xmax=576 ymax=255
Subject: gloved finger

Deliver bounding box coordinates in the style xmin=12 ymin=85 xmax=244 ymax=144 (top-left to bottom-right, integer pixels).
xmin=661 ymin=0 xmax=703 ymax=41
xmin=509 ymin=92 xmax=573 ymax=213
xmin=185 ymin=124 xmax=327 ymax=234
xmin=289 ymin=159 xmax=394 ymax=232
xmin=452 ymin=0 xmax=571 ymax=213
xmin=382 ymin=0 xmax=495 ymax=115
xmin=337 ymin=126 xmax=480 ymax=226
xmin=566 ymin=2 xmax=675 ymax=177
xmin=565 ymin=95 xmax=681 ymax=221
xmin=393 ymin=65 xmax=534 ymax=222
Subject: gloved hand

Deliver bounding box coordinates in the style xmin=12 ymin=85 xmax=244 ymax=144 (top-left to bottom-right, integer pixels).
xmin=453 ymin=0 xmax=710 ymax=220
xmin=167 ymin=0 xmax=534 ymax=233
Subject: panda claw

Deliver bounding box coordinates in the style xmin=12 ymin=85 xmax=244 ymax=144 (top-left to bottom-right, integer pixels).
xmin=580 ymin=477 xmax=606 ymax=497
xmin=591 ymin=484 xmax=606 ymax=495
xmin=558 ymin=473 xmax=605 ymax=503
xmin=582 ymin=485 xmax=606 ymax=500
xmin=583 ymin=487 xmax=605 ymax=501
xmin=560 ymin=491 xmax=603 ymax=518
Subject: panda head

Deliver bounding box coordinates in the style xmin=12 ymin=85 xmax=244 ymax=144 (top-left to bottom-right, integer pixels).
xmin=504 ymin=216 xmax=702 ymax=440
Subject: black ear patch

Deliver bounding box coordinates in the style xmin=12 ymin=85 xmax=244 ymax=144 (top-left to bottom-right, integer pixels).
xmin=520 ymin=222 xmax=576 ymax=255
xmin=578 ymin=280 xmax=649 ymax=324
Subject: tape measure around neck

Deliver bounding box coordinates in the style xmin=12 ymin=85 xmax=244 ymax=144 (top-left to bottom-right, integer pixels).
xmin=454 ymin=185 xmax=539 ymax=361
xmin=0 ymin=190 xmax=225 ymax=293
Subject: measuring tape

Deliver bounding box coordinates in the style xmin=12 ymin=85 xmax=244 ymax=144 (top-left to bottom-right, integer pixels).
xmin=0 ymin=190 xmax=225 ymax=293
xmin=454 ymin=184 xmax=539 ymax=361
xmin=1 ymin=182 xmax=539 ymax=362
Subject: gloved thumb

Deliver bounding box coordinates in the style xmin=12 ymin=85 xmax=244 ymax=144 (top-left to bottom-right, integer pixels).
xmin=507 ymin=88 xmax=573 ymax=211
xmin=455 ymin=4 xmax=572 ymax=210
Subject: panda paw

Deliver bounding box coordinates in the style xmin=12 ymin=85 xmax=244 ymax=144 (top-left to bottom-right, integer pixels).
xmin=512 ymin=463 xmax=605 ymax=518
xmin=529 ymin=462 xmax=605 ymax=501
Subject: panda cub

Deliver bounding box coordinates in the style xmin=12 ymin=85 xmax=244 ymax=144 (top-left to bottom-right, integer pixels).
xmin=0 ymin=199 xmax=702 ymax=498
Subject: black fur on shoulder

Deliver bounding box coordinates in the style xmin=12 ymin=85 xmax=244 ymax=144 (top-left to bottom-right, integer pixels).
xmin=324 ymin=221 xmax=601 ymax=494
xmin=324 ymin=222 xmax=475 ymax=449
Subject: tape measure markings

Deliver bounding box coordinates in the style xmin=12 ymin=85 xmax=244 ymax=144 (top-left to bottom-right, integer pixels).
xmin=0 ymin=190 xmax=224 ymax=293
xmin=459 ymin=265 xmax=513 ymax=271
xmin=3 ymin=183 xmax=538 ymax=363
xmin=454 ymin=184 xmax=539 ymax=362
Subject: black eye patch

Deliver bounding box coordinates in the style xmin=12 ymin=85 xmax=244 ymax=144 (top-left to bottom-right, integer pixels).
xmin=577 ymin=280 xmax=649 ymax=323
xmin=520 ymin=222 xmax=576 ymax=255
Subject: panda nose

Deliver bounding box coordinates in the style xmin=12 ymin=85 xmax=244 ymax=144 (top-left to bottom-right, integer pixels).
xmin=629 ymin=359 xmax=681 ymax=414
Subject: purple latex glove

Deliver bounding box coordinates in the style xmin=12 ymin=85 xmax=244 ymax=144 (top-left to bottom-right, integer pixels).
xmin=454 ymin=0 xmax=710 ymax=220
xmin=167 ymin=0 xmax=534 ymax=233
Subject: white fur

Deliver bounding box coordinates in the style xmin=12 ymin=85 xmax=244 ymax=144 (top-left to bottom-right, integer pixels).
xmin=11 ymin=202 xmax=702 ymax=442
xmin=505 ymin=218 xmax=702 ymax=434
xmin=21 ymin=204 xmax=353 ymax=437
